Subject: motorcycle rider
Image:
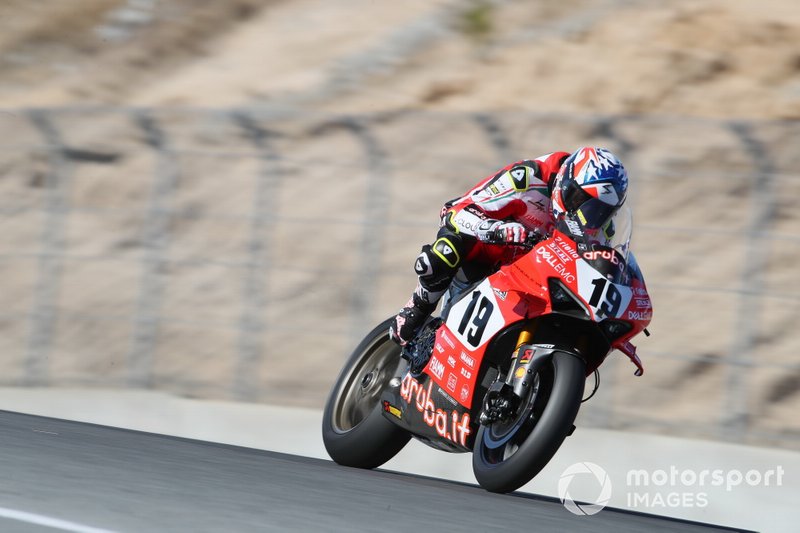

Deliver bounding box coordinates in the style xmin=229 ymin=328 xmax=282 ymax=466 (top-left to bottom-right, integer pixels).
xmin=389 ymin=146 xmax=630 ymax=346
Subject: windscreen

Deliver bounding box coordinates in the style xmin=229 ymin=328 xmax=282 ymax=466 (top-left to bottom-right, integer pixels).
xmin=575 ymin=206 xmax=633 ymax=285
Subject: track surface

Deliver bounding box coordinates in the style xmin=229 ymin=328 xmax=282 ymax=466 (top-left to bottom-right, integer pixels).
xmin=0 ymin=411 xmax=744 ymax=532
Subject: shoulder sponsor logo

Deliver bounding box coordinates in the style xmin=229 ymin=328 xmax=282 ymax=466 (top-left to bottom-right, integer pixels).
xmin=510 ymin=166 xmax=529 ymax=191
xmin=525 ymin=198 xmax=548 ymax=213
xmin=493 ymin=288 xmax=508 ymax=300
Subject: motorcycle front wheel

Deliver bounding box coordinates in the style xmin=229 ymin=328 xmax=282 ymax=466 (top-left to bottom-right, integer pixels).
xmin=322 ymin=318 xmax=411 ymax=469
xmin=472 ymin=350 xmax=585 ymax=493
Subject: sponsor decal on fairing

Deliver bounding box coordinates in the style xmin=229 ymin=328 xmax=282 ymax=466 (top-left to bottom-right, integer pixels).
xmin=382 ymin=401 xmax=402 ymax=420
xmin=536 ymin=247 xmax=577 ymax=284
xmin=576 ymin=260 xmax=633 ymax=320
xmin=429 ymin=356 xmax=445 ymax=379
xmin=445 ymin=279 xmax=505 ymax=350
xmin=627 ymin=310 xmax=653 ymax=321
xmin=446 ymin=373 xmax=457 ymax=392
xmin=400 ymin=374 xmax=471 ymax=447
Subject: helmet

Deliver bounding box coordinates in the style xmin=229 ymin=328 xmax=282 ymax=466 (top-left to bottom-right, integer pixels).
xmin=551 ymin=147 xmax=628 ymax=239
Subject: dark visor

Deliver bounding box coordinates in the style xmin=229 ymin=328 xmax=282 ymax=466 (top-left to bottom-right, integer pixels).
xmin=563 ymin=179 xmax=617 ymax=229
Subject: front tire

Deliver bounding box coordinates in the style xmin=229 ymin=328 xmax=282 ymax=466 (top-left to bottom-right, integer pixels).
xmin=322 ymin=318 xmax=411 ymax=469
xmin=472 ymin=351 xmax=585 ymax=493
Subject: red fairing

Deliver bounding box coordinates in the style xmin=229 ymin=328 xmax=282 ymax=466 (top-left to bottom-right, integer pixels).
xmin=426 ymin=277 xmax=533 ymax=408
xmin=423 ymin=229 xmax=652 ymax=406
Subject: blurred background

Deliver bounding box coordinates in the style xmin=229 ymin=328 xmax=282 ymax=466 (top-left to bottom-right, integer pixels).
xmin=0 ymin=0 xmax=798 ymax=450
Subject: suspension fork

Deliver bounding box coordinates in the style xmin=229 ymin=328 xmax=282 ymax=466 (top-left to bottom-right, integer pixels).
xmin=479 ymin=320 xmax=542 ymax=425
xmin=505 ymin=320 xmax=537 ymax=381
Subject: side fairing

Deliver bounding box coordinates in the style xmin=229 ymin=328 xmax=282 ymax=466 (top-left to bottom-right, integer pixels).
xmin=425 ymin=276 xmax=528 ymax=409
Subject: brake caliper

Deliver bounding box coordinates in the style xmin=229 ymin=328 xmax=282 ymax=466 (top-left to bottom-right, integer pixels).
xmin=479 ymin=381 xmax=519 ymax=425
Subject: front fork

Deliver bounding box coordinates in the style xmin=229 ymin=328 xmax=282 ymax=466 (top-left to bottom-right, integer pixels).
xmin=479 ymin=322 xmax=540 ymax=425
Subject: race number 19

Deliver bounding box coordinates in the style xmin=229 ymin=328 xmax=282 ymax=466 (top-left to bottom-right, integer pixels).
xmin=588 ymin=277 xmax=621 ymax=318
xmin=457 ymin=291 xmax=494 ymax=347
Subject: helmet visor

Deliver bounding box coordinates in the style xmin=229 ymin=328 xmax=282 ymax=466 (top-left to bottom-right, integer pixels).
xmin=575 ymin=198 xmax=618 ymax=229
xmin=562 ymin=179 xmax=618 ymax=229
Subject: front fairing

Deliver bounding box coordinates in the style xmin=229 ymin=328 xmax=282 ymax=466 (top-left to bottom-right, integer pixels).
xmin=498 ymin=224 xmax=652 ymax=340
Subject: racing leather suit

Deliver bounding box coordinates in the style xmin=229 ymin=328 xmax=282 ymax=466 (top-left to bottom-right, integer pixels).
xmin=391 ymin=151 xmax=570 ymax=345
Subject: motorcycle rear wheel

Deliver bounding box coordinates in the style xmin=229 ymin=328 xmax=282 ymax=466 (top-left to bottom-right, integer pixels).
xmin=472 ymin=350 xmax=585 ymax=493
xmin=322 ymin=318 xmax=411 ymax=469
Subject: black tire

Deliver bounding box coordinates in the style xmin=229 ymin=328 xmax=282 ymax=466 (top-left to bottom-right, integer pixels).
xmin=472 ymin=351 xmax=585 ymax=493
xmin=322 ymin=318 xmax=411 ymax=469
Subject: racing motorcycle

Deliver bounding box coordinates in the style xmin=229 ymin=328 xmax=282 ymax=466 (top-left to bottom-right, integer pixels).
xmin=321 ymin=207 xmax=652 ymax=493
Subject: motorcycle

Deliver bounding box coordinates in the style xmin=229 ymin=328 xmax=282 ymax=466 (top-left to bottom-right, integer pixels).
xmin=322 ymin=207 xmax=652 ymax=493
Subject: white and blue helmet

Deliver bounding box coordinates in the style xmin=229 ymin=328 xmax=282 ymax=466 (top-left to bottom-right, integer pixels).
xmin=551 ymin=147 xmax=629 ymax=237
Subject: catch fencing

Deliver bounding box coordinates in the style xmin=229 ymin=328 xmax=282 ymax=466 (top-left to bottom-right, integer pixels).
xmin=0 ymin=107 xmax=798 ymax=448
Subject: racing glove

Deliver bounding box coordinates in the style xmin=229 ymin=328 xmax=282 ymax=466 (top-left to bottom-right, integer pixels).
xmin=476 ymin=220 xmax=528 ymax=244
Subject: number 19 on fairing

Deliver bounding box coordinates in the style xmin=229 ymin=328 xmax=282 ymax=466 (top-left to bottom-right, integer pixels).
xmin=588 ymin=277 xmax=622 ymax=318
xmin=457 ymin=291 xmax=494 ymax=347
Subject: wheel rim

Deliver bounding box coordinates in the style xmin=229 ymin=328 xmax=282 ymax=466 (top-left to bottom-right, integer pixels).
xmin=331 ymin=335 xmax=404 ymax=433
xmin=480 ymin=365 xmax=553 ymax=464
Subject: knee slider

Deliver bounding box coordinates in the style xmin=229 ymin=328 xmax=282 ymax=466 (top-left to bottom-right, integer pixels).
xmin=413 ymin=237 xmax=462 ymax=292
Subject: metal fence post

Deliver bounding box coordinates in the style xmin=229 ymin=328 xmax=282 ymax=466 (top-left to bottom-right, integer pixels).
xmin=127 ymin=111 xmax=179 ymax=388
xmin=24 ymin=110 xmax=74 ymax=385
xmin=231 ymin=112 xmax=281 ymax=401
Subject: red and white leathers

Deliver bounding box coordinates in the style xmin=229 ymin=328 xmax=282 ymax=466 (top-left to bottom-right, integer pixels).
xmin=390 ymin=151 xmax=570 ymax=345
xmin=441 ymin=151 xmax=570 ymax=262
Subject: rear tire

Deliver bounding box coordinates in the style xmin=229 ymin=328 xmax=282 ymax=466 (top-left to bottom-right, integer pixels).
xmin=322 ymin=318 xmax=411 ymax=469
xmin=472 ymin=351 xmax=585 ymax=493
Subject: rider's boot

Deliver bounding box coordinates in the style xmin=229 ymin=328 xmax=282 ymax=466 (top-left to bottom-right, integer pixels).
xmin=389 ymin=282 xmax=444 ymax=346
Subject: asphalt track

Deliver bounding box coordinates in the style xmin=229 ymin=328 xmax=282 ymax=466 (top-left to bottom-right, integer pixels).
xmin=0 ymin=411 xmax=748 ymax=533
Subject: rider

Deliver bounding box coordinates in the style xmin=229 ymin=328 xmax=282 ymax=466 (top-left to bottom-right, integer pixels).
xmin=389 ymin=146 xmax=630 ymax=346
